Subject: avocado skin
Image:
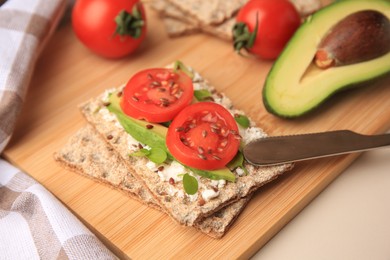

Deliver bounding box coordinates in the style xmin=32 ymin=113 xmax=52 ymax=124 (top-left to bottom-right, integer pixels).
xmin=263 ymin=68 xmax=390 ymax=119
xmin=262 ymin=0 xmax=390 ymax=118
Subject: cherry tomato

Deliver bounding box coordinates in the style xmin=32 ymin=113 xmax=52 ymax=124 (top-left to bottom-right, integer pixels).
xmin=72 ymin=0 xmax=146 ymax=58
xmin=121 ymin=68 xmax=194 ymax=123
xmin=166 ymin=102 xmax=240 ymax=170
xmin=233 ymin=0 xmax=301 ymax=59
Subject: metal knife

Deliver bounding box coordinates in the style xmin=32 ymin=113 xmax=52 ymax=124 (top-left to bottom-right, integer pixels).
xmin=243 ymin=130 xmax=390 ymax=166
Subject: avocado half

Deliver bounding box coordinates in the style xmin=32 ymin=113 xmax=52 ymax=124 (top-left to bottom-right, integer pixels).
xmin=263 ymin=0 xmax=390 ymax=118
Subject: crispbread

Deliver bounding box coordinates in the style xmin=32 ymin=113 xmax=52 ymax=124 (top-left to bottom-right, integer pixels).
xmin=165 ymin=0 xmax=247 ymax=25
xmin=54 ymin=124 xmax=251 ymax=238
xmin=78 ymin=66 xmax=293 ymax=226
xmin=54 ymin=124 xmax=159 ymax=209
xmin=290 ymin=0 xmax=322 ymax=17
xmin=162 ymin=17 xmax=200 ymax=37
xmin=150 ymin=0 xmax=234 ymax=39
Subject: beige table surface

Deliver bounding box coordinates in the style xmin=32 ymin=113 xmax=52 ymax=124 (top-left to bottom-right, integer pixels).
xmin=254 ymin=146 xmax=390 ymax=260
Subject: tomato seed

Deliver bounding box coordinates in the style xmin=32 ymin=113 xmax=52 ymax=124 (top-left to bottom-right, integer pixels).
xmin=217 ymin=147 xmax=224 ymax=153
xmin=220 ymin=128 xmax=228 ymax=137
xmin=198 ymin=197 xmax=205 ymax=206
xmin=147 ymin=73 xmax=153 ymax=80
xmin=158 ymin=166 xmax=165 ymax=171
xmin=158 ymin=87 xmax=166 ymax=92
xmin=198 ymin=146 xmax=205 ymax=154
xmin=169 ymin=178 xmax=175 ymax=185
xmin=117 ymin=91 xmax=123 ymax=97
xmin=151 ymin=81 xmax=161 ymax=87
xmin=132 ymin=96 xmax=139 ymax=102
xmin=170 ymin=86 xmax=179 ymax=95
xmin=229 ymin=129 xmax=238 ymax=135
xmin=210 ymin=123 xmax=220 ymax=130
xmin=212 ymin=155 xmax=221 ymax=161
xmin=203 ymin=96 xmax=215 ymax=102
xmin=208 ymin=149 xmax=213 ymax=154
xmin=175 ymin=127 xmax=184 ymax=132
xmin=220 ymin=139 xmax=228 ymax=147
xmin=198 ymin=154 xmax=207 ymax=160
xmin=107 ymin=134 xmax=113 ymax=140
xmin=160 ymin=98 xmax=170 ymax=105
xmin=202 ymin=130 xmax=208 ymax=138
xmin=146 ymin=124 xmax=154 ymax=129
xmin=161 ymin=81 xmax=168 ymax=86
xmin=234 ymin=134 xmax=242 ymax=140
xmin=189 ymin=123 xmax=196 ymax=129
xmin=211 ymin=128 xmax=219 ymax=134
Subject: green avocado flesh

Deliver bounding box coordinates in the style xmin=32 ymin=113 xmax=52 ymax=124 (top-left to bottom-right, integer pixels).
xmin=107 ymin=93 xmax=236 ymax=182
xmin=263 ymin=0 xmax=390 ymax=117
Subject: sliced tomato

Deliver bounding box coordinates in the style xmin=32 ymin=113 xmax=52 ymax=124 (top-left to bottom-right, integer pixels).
xmin=166 ymin=102 xmax=240 ymax=170
xmin=121 ymin=68 xmax=194 ymax=123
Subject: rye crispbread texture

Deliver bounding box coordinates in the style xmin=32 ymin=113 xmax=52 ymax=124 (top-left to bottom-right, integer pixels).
xmin=77 ymin=67 xmax=293 ymax=226
xmin=54 ymin=124 xmax=251 ymax=238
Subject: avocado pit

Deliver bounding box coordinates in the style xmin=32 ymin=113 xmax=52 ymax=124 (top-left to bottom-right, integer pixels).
xmin=315 ymin=10 xmax=390 ymax=69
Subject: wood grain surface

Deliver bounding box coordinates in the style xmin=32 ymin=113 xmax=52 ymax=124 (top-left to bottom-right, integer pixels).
xmin=3 ymin=2 xmax=390 ymax=259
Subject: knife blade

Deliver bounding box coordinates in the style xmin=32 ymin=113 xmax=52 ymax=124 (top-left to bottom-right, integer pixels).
xmin=243 ymin=130 xmax=390 ymax=166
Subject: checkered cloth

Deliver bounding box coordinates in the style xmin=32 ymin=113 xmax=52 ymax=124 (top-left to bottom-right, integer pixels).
xmin=0 ymin=159 xmax=116 ymax=259
xmin=0 ymin=0 xmax=65 ymax=151
xmin=0 ymin=0 xmax=116 ymax=258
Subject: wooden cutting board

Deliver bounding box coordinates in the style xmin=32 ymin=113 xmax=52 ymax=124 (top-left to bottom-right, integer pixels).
xmin=4 ymin=3 xmax=390 ymax=259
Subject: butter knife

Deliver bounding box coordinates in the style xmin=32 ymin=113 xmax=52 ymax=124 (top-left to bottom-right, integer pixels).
xmin=243 ymin=130 xmax=390 ymax=166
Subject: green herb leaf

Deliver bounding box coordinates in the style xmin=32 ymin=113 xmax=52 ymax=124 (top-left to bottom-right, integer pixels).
xmin=227 ymin=151 xmax=248 ymax=175
xmin=173 ymin=60 xmax=194 ymax=79
xmin=183 ymin=173 xmax=198 ymax=195
xmin=130 ymin=148 xmax=150 ymax=157
xmin=234 ymin=114 xmax=250 ymax=128
xmin=194 ymin=89 xmax=213 ymax=101
xmin=147 ymin=147 xmax=167 ymax=164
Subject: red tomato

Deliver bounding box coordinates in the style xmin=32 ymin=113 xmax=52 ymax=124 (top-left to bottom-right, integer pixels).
xmin=72 ymin=0 xmax=146 ymax=58
xmin=166 ymin=102 xmax=240 ymax=170
xmin=233 ymin=0 xmax=301 ymax=59
xmin=121 ymin=68 xmax=194 ymax=123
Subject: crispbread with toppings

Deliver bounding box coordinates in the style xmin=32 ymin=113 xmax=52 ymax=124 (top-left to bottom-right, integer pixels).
xmin=77 ymin=65 xmax=293 ymax=226
xmin=54 ymin=124 xmax=252 ymax=238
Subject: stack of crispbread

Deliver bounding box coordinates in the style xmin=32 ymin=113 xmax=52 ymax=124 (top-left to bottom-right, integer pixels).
xmin=149 ymin=0 xmax=322 ymax=40
xmin=54 ymin=65 xmax=293 ymax=238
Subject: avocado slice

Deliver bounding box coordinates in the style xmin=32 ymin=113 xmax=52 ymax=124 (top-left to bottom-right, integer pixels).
xmin=107 ymin=92 xmax=236 ymax=182
xmin=107 ymin=93 xmax=170 ymax=156
xmin=263 ymin=0 xmax=390 ymax=118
